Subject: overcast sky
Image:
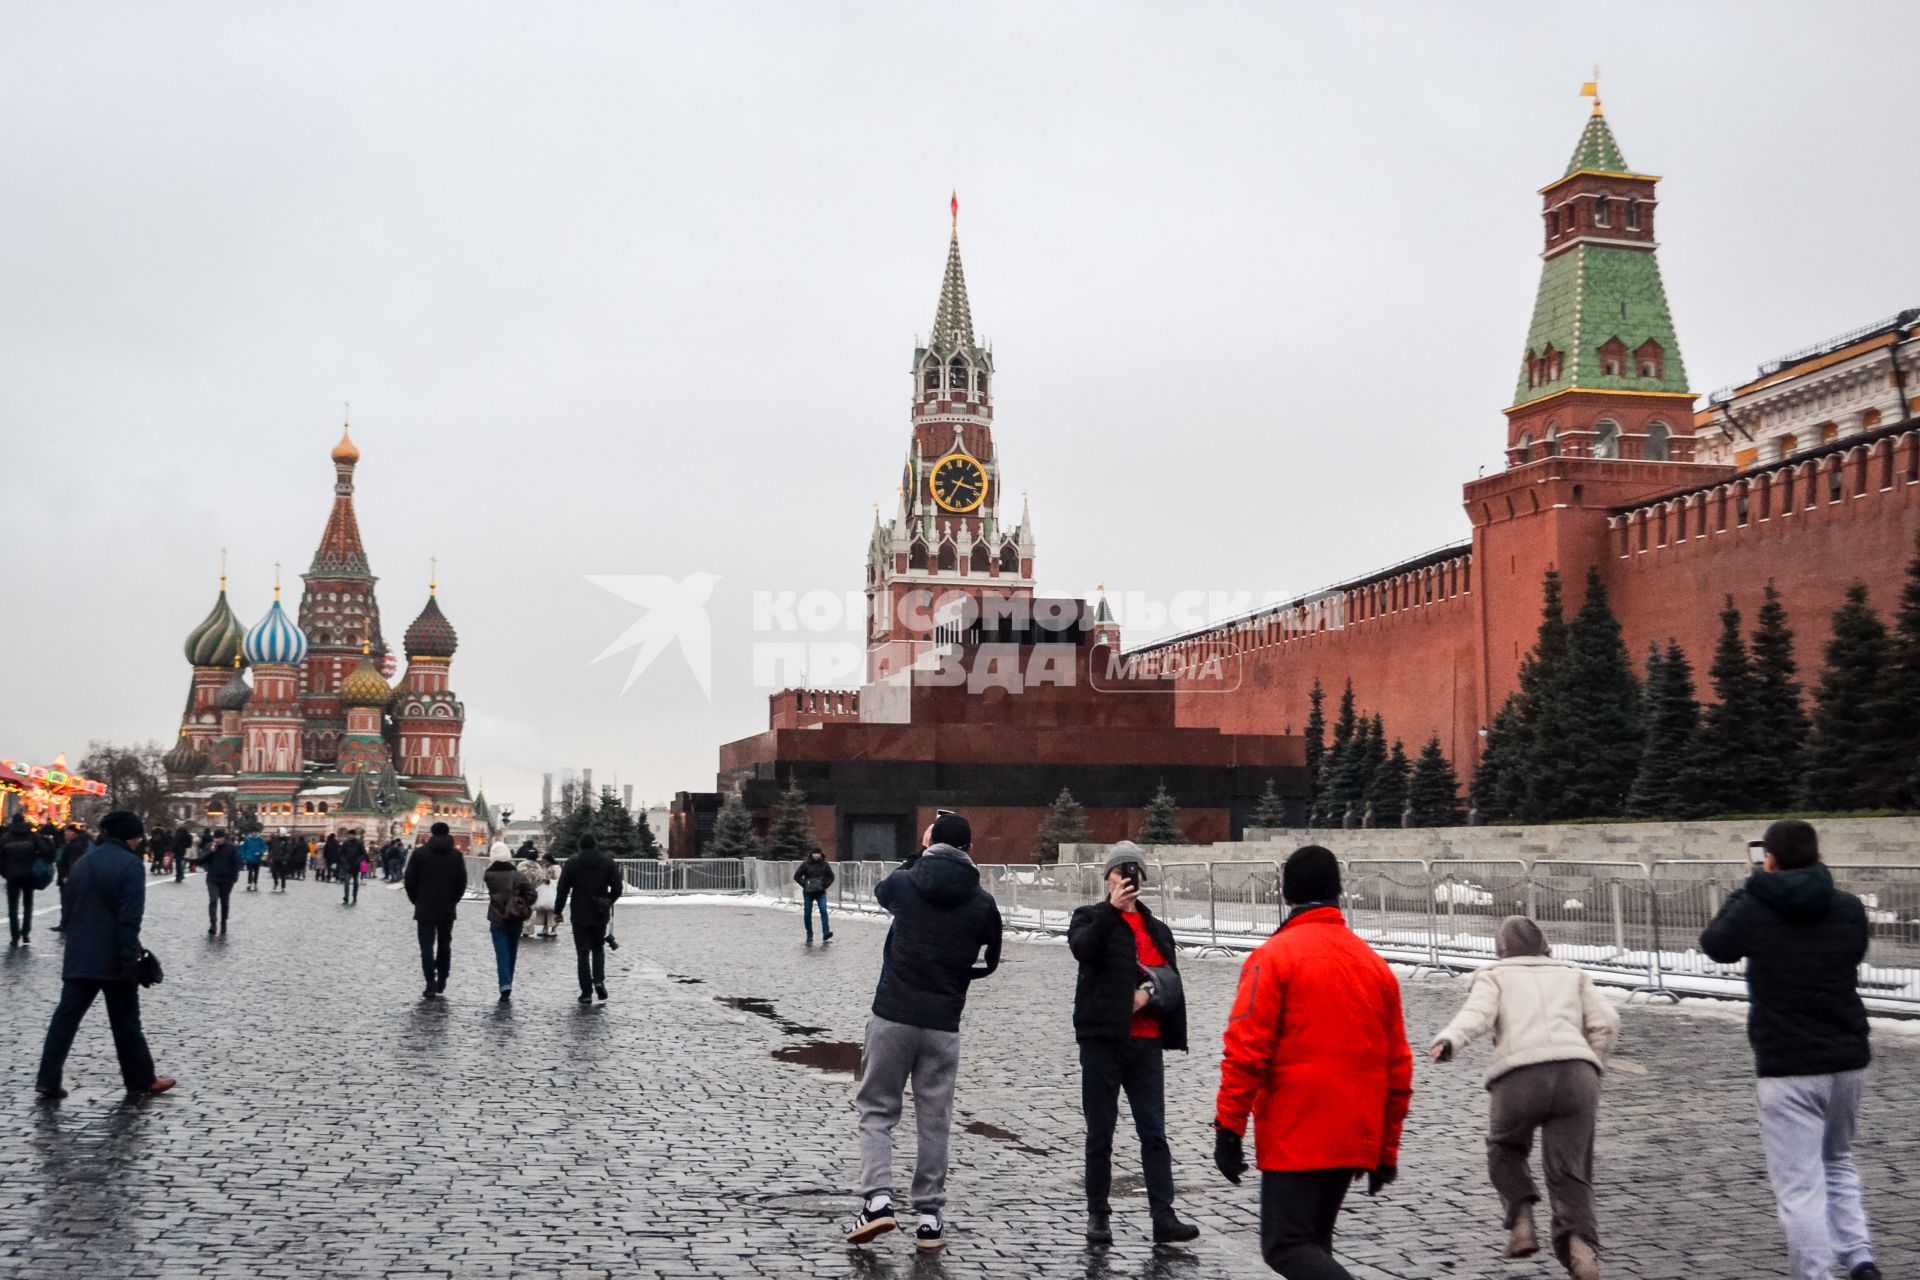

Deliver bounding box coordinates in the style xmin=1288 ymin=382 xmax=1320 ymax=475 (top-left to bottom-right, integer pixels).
xmin=4 ymin=2 xmax=1915 ymax=816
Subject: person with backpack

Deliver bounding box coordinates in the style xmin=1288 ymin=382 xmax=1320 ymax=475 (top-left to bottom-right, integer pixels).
xmin=1069 ymin=842 xmax=1199 ymax=1247
xmin=2 ymin=814 xmax=53 ymax=947
xmin=793 ymin=846 xmax=835 ymax=943
xmin=554 ymin=834 xmax=624 ymax=1003
xmin=483 ymin=842 xmax=538 ymax=1001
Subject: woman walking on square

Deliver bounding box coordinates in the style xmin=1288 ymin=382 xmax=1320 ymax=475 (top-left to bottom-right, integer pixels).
xmin=483 ymin=841 xmax=537 ymax=1001
xmin=1430 ymin=916 xmax=1620 ymax=1280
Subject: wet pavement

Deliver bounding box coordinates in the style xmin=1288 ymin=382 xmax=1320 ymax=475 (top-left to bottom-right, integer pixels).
xmin=0 ymin=878 xmax=1915 ymax=1278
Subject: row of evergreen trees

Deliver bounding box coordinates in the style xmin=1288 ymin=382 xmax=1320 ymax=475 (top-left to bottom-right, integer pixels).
xmin=1300 ymin=679 xmax=1464 ymax=828
xmin=1034 ymin=782 xmax=1190 ymax=864
xmin=544 ymin=787 xmax=662 ymax=859
xmin=1474 ymin=534 xmax=1920 ymax=823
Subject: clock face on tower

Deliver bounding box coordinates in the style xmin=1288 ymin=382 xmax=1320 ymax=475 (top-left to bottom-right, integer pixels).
xmin=929 ymin=453 xmax=987 ymax=513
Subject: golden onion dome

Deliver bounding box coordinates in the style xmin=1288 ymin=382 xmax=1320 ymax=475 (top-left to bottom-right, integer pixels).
xmin=331 ymin=424 xmax=360 ymax=464
xmin=339 ymin=654 xmax=392 ymax=707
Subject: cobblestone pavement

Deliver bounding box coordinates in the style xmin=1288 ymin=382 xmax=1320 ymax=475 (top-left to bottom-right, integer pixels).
xmin=0 ymin=879 xmax=1913 ymax=1279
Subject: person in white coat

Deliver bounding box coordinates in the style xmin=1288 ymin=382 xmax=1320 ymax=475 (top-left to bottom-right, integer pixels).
xmin=1430 ymin=915 xmax=1620 ymax=1280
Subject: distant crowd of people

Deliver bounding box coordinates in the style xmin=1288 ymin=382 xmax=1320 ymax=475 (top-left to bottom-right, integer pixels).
xmin=11 ymin=806 xmax=1885 ymax=1280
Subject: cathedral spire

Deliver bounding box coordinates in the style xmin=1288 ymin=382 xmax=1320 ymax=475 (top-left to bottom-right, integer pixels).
xmin=311 ymin=422 xmax=371 ymax=576
xmin=928 ymin=196 xmax=977 ymax=357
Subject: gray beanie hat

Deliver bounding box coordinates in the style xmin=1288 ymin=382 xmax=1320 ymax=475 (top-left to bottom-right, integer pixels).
xmin=1102 ymin=841 xmax=1148 ymax=878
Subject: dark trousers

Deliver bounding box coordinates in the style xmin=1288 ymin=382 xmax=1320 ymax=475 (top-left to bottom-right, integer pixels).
xmin=245 ymin=864 xmax=260 ymax=888
xmin=7 ymin=880 xmax=34 ymax=941
xmin=1081 ymin=1037 xmax=1175 ymax=1219
xmin=573 ymin=920 xmax=606 ymax=993
xmin=57 ymin=878 xmax=70 ymax=926
xmin=174 ymin=858 xmax=185 ymax=882
xmin=36 ymin=979 xmax=157 ymax=1092
xmin=340 ymin=871 xmax=359 ymax=904
xmin=1261 ymin=1169 xmax=1355 ymax=1279
xmin=803 ymin=893 xmax=829 ymax=937
xmin=207 ymin=879 xmax=233 ymax=929
xmin=1487 ymin=1060 xmax=1601 ymax=1267
xmin=417 ymin=920 xmax=453 ymax=988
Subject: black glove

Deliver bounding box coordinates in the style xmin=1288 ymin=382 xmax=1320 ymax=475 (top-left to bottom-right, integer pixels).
xmin=1366 ymin=1164 xmax=1397 ymax=1197
xmin=1213 ymin=1124 xmax=1247 ymax=1184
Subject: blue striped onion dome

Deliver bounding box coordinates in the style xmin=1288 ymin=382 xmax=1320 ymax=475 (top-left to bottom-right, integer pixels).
xmin=184 ymin=589 xmax=246 ymax=667
xmin=244 ymin=598 xmax=309 ymax=666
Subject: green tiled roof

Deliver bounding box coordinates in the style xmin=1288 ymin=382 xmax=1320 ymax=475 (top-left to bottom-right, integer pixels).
xmin=1565 ymin=112 xmax=1629 ymax=176
xmin=926 ymin=233 xmax=982 ymax=359
xmin=1512 ymin=244 xmax=1690 ymax=406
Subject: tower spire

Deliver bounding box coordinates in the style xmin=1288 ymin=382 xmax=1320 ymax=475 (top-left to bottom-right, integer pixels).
xmin=928 ymin=198 xmax=977 ymax=357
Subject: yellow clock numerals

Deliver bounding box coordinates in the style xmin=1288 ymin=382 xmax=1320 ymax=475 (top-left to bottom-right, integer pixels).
xmin=929 ymin=453 xmax=988 ymax=513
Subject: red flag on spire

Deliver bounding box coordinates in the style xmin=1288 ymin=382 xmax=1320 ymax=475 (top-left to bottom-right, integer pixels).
xmin=950 ymin=191 xmax=958 ymax=223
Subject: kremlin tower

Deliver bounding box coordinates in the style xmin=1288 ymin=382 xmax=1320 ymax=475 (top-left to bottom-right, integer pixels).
xmin=162 ymin=428 xmax=480 ymax=845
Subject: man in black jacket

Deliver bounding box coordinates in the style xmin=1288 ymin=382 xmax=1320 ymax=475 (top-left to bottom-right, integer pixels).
xmin=336 ymin=829 xmax=366 ymax=906
xmin=845 ymin=812 xmax=1001 ymax=1253
xmin=404 ymin=824 xmax=468 ymax=998
xmin=554 ymin=833 xmax=625 ymax=1003
xmin=2 ymin=814 xmax=50 ymax=947
xmin=1701 ymin=820 xmax=1880 ymax=1280
xmin=793 ymin=846 xmax=835 ymax=943
xmin=1068 ymin=842 xmax=1198 ymax=1247
xmin=53 ymin=825 xmax=89 ymax=931
xmin=195 ymin=830 xmax=240 ymax=936
xmin=35 ymin=811 xmax=175 ymax=1099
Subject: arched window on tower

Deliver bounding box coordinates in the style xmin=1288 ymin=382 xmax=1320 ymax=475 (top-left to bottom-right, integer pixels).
xmin=1545 ymin=423 xmax=1562 ymax=456
xmin=922 ymin=361 xmax=939 ymax=394
xmin=947 ymin=357 xmax=968 ymax=397
xmin=1543 ymin=346 xmax=1561 ymax=382
xmin=969 ymin=544 xmax=989 ymax=574
xmin=999 ymin=544 xmax=1019 ymax=574
xmin=937 ymin=541 xmax=958 ymax=572
xmin=1593 ymin=196 xmax=1609 ymax=227
xmin=909 ymin=540 xmax=929 ymax=572
xmin=1514 ymin=431 xmax=1534 ymax=462
xmin=1626 ymin=198 xmax=1641 ymax=230
xmin=1645 ymin=422 xmax=1671 ymax=461
xmin=1594 ymin=420 xmax=1620 ymax=459
xmin=1636 ymin=339 xmax=1664 ymax=380
xmin=976 ymin=370 xmax=988 ymax=398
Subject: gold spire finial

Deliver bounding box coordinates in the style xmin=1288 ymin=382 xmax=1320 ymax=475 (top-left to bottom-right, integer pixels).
xmin=1580 ymin=67 xmax=1601 ymax=116
xmin=272 ymin=561 xmax=282 ymax=600
xmin=429 ymin=556 xmax=438 ymax=597
xmin=219 ymin=547 xmax=228 ymax=593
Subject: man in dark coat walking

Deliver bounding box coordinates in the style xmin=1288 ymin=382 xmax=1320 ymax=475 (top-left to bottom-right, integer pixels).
xmin=554 ymin=834 xmax=624 ymax=1003
xmin=195 ymin=830 xmax=240 ymax=935
xmin=2 ymin=814 xmax=51 ymax=947
xmin=53 ymin=825 xmax=89 ymax=931
xmin=34 ymin=811 xmax=175 ymax=1099
xmin=403 ymin=823 xmax=468 ymax=999
xmin=1068 ymin=842 xmax=1198 ymax=1246
xmin=845 ymin=812 xmax=1002 ymax=1253
xmin=1701 ymin=820 xmax=1881 ymax=1280
xmin=336 ymin=829 xmax=366 ymax=905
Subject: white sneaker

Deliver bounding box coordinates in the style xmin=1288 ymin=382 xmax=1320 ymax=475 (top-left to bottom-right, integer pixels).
xmin=845 ymin=1194 xmax=896 ymax=1244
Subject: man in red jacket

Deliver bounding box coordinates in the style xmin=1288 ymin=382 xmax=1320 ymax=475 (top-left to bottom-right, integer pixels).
xmin=1213 ymin=846 xmax=1414 ymax=1279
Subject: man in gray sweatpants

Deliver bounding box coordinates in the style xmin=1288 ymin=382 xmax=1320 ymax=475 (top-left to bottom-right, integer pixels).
xmin=1702 ymin=820 xmax=1879 ymax=1280
xmin=846 ymin=813 xmax=1002 ymax=1253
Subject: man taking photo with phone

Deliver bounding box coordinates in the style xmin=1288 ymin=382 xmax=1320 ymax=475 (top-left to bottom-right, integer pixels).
xmin=1068 ymin=842 xmax=1199 ymax=1247
xmin=1702 ymin=820 xmax=1880 ymax=1280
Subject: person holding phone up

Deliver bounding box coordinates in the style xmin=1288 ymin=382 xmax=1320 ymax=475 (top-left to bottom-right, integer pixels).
xmin=1067 ymin=842 xmax=1199 ymax=1247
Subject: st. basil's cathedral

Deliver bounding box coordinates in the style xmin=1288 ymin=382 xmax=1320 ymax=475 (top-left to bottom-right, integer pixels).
xmin=160 ymin=428 xmax=489 ymax=846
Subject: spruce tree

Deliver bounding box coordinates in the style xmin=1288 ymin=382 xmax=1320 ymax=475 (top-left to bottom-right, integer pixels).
xmin=1327 ymin=707 xmax=1374 ymax=827
xmin=1303 ymin=679 xmax=1327 ymax=818
xmin=705 ymin=791 xmax=762 ymax=859
xmin=765 ymin=781 xmax=815 ymax=860
xmin=1800 ymin=584 xmax=1892 ymax=812
xmin=1865 ymin=533 xmax=1920 ymax=807
xmin=1036 ymin=787 xmax=1089 ymax=865
xmin=1407 ymin=737 xmax=1464 ymax=827
xmin=633 ymin=806 xmax=663 ymax=859
xmin=1531 ymin=569 xmax=1641 ymax=820
xmin=1367 ymin=739 xmax=1412 ymax=827
xmin=1682 ymin=599 xmax=1767 ymax=816
xmin=1510 ymin=569 xmax=1572 ymax=822
xmin=1252 ymin=777 xmax=1289 ymax=829
xmin=1356 ymin=715 xmax=1389 ymax=823
xmin=1748 ymin=582 xmax=1808 ymax=810
xmin=590 ymin=789 xmax=638 ymax=858
xmin=1315 ymin=681 xmax=1358 ymax=824
xmin=1471 ymin=696 xmax=1525 ymax=824
xmin=1628 ymin=641 xmax=1699 ymax=819
xmin=1140 ymin=782 xmax=1184 ymax=846
xmin=549 ymin=800 xmax=594 ymax=860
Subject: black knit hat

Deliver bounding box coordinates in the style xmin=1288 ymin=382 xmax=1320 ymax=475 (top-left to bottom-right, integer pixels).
xmin=430 ymin=822 xmax=450 ymax=837
xmin=930 ymin=812 xmax=972 ymax=851
xmin=99 ymin=810 xmax=145 ymax=842
xmin=1282 ymin=845 xmax=1341 ymax=905
xmin=578 ymin=834 xmax=598 ymax=851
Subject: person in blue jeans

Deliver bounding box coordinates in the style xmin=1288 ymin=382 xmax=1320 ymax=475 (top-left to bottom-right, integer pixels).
xmin=482 ymin=842 xmax=537 ymax=1001
xmin=794 ymin=846 xmax=835 ymax=942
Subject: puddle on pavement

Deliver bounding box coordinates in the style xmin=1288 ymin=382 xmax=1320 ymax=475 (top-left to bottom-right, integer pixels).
xmin=713 ymin=994 xmax=827 ymax=1039
xmin=772 ymin=1040 xmax=862 ymax=1075
xmin=962 ymin=1118 xmax=1053 ymax=1157
xmin=668 ymin=975 xmax=704 ymax=985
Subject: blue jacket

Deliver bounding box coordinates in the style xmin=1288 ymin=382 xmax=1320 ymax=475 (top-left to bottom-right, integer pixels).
xmin=62 ymin=837 xmax=146 ymax=982
xmin=240 ymin=835 xmax=267 ymax=866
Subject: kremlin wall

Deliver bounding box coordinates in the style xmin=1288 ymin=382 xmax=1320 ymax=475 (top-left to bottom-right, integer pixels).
xmin=684 ymin=96 xmax=1920 ymax=862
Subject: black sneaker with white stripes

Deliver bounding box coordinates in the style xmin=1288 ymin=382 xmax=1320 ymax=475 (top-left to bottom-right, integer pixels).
xmin=914 ymin=1212 xmax=944 ymax=1252
xmin=844 ymin=1194 xmax=896 ymax=1245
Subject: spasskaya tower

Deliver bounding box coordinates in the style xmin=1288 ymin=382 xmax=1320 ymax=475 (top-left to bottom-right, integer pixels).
xmin=865 ymin=196 xmax=1037 ymax=681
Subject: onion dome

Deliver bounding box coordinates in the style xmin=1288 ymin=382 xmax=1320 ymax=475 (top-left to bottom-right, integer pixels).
xmin=244 ymin=597 xmax=309 ymax=666
xmin=216 ymin=663 xmax=253 ymax=712
xmin=184 ymin=589 xmax=246 ymax=667
xmin=162 ymin=737 xmax=208 ymax=776
xmin=404 ymin=593 xmax=458 ymax=660
xmin=340 ymin=652 xmax=392 ymax=707
xmin=331 ymin=423 xmax=360 ymax=464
